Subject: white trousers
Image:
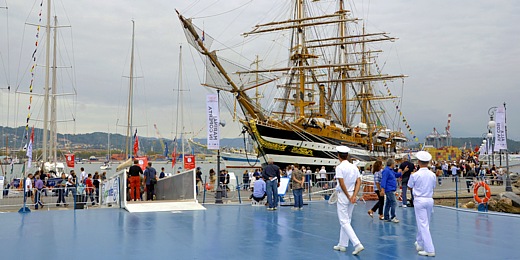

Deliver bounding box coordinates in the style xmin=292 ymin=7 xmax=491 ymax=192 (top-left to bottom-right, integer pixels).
xmin=414 ymin=197 xmax=435 ymax=253
xmin=337 ymin=192 xmax=360 ymax=247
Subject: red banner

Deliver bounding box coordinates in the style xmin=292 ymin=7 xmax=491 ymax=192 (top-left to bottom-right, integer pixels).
xmin=136 ymin=156 xmax=148 ymax=171
xmin=133 ymin=136 xmax=139 ymax=156
xmin=65 ymin=154 xmax=75 ymax=168
xmin=184 ymin=154 xmax=196 ymax=170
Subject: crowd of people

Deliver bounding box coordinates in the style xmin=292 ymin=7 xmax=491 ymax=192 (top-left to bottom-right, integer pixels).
xmin=17 ymin=167 xmax=108 ymax=210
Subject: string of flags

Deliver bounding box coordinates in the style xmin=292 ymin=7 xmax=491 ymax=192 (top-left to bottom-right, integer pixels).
xmin=375 ymin=63 xmax=419 ymax=142
xmin=25 ymin=0 xmax=43 ymax=142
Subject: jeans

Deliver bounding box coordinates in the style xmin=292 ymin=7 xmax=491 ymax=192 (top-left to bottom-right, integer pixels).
xmin=293 ymin=188 xmax=303 ymax=208
xmin=384 ymin=191 xmax=397 ymax=220
xmin=146 ymin=184 xmax=155 ymax=201
xmin=370 ymin=190 xmax=384 ymax=215
xmin=34 ymin=189 xmax=44 ymax=209
xmin=466 ymin=179 xmax=473 ymax=193
xmin=266 ymin=179 xmax=279 ymax=208
xmin=402 ymin=181 xmax=409 ymax=206
xmin=57 ymin=188 xmax=66 ymax=205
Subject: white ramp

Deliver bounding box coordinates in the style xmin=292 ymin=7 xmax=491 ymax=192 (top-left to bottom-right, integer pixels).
xmin=125 ymin=201 xmax=206 ymax=213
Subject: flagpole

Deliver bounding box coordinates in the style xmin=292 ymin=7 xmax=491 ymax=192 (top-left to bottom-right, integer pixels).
xmin=503 ymin=102 xmax=512 ymax=192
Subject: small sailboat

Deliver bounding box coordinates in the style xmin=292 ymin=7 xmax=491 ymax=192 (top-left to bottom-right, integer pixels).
xmin=100 ymin=132 xmax=112 ymax=170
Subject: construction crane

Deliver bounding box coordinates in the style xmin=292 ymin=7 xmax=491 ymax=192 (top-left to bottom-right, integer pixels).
xmin=153 ymin=124 xmax=169 ymax=158
xmin=442 ymin=114 xmax=452 ymax=147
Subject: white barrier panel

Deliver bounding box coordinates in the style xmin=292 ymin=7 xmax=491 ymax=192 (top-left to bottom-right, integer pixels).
xmin=102 ymin=177 xmax=120 ymax=206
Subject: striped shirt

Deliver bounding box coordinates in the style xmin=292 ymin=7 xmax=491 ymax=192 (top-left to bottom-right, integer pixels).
xmin=373 ymin=170 xmax=382 ymax=191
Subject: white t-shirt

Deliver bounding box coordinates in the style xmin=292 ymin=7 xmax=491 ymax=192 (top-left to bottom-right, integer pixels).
xmin=335 ymin=160 xmax=360 ymax=194
xmin=319 ymin=168 xmax=327 ymax=179
xmin=81 ymin=171 xmax=87 ymax=182
xmin=25 ymin=177 xmax=33 ymax=190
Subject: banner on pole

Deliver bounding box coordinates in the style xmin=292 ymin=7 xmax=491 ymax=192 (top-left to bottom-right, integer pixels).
xmin=184 ymin=154 xmax=196 ymax=170
xmin=494 ymin=106 xmax=507 ymax=151
xmin=206 ymin=94 xmax=220 ymax=150
xmin=65 ymin=154 xmax=75 ymax=168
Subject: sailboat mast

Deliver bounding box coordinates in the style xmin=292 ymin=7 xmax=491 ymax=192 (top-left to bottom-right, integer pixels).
xmin=125 ymin=21 xmax=135 ymax=158
xmin=42 ymin=0 xmax=52 ymax=163
xmin=50 ymin=16 xmax=58 ymax=166
xmin=179 ymin=45 xmax=185 ymax=167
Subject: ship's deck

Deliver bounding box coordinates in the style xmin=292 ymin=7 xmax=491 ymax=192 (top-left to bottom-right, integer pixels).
xmin=0 ymin=201 xmax=518 ymax=259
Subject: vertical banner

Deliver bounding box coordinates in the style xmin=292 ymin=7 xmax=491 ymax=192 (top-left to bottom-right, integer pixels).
xmin=494 ymin=106 xmax=507 ymax=151
xmin=206 ymin=94 xmax=220 ymax=150
xmin=184 ymin=154 xmax=196 ymax=170
xmin=65 ymin=154 xmax=75 ymax=168
xmin=136 ymin=156 xmax=148 ymax=171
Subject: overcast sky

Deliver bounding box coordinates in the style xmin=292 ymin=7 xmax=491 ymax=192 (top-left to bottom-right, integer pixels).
xmin=1 ymin=0 xmax=519 ymax=145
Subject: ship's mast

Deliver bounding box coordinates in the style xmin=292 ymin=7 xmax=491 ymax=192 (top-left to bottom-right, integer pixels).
xmin=125 ymin=21 xmax=135 ymax=158
xmin=339 ymin=0 xmax=348 ymax=125
xmin=42 ymin=0 xmax=51 ymax=163
xmin=50 ymin=16 xmax=58 ymax=165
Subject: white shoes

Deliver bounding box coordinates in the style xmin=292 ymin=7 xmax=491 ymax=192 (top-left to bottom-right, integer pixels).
xmin=333 ymin=245 xmax=347 ymax=252
xmin=402 ymin=204 xmax=407 ymax=208
xmin=418 ymin=251 xmax=435 ymax=257
xmin=352 ymin=244 xmax=364 ymax=255
xmin=391 ymin=217 xmax=400 ymax=223
xmin=414 ymin=241 xmax=424 ymax=252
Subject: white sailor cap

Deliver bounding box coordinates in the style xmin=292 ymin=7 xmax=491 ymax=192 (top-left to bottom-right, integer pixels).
xmin=416 ymin=151 xmax=432 ymax=162
xmin=336 ymin=146 xmax=350 ymax=154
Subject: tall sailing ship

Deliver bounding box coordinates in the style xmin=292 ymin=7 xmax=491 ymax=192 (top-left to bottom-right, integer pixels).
xmin=177 ymin=0 xmax=411 ymax=169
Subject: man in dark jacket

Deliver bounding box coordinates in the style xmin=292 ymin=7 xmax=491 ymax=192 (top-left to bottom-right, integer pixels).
xmin=399 ymin=157 xmax=415 ymax=207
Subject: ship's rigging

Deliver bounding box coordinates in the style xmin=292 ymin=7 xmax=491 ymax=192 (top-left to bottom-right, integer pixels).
xmin=177 ymin=0 xmax=413 ymax=167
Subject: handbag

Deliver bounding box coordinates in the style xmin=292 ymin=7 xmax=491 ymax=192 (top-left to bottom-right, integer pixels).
xmin=150 ymin=178 xmax=157 ymax=185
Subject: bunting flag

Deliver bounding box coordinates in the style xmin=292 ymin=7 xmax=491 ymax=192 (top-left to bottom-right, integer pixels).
xmin=133 ymin=129 xmax=139 ymax=157
xmin=25 ymin=0 xmax=44 ymax=142
xmin=26 ymin=128 xmax=34 ymax=169
xmin=375 ymin=63 xmax=419 ymax=142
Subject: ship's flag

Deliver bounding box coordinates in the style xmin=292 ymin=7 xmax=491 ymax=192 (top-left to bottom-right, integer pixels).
xmin=26 ymin=128 xmax=34 ymax=169
xmin=133 ymin=129 xmax=139 ymax=156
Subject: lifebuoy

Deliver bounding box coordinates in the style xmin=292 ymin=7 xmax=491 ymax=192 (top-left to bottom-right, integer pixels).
xmin=473 ymin=181 xmax=491 ymax=204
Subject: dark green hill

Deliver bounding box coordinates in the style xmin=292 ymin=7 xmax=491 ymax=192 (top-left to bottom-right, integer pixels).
xmin=1 ymin=126 xmax=519 ymax=154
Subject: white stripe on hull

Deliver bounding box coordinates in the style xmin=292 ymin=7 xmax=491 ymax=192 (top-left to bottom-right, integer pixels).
xmin=262 ymin=136 xmax=389 ymax=160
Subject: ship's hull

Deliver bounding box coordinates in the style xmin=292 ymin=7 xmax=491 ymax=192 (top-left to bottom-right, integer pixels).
xmin=220 ymin=151 xmax=261 ymax=169
xmin=247 ymin=121 xmax=392 ymax=169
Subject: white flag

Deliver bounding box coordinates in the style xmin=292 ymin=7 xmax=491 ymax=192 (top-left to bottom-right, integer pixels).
xmin=206 ymin=94 xmax=220 ymax=150
xmin=494 ymin=106 xmax=507 ymax=151
xmin=26 ymin=128 xmax=34 ymax=169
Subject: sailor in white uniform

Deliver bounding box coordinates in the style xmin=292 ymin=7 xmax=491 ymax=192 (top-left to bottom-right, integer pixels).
xmin=333 ymin=146 xmax=364 ymax=255
xmin=407 ymin=151 xmax=436 ymax=257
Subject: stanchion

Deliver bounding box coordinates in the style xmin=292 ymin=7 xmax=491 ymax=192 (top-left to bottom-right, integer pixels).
xmin=215 ymin=183 xmax=223 ymax=204
xmin=18 ymin=175 xmax=31 ymax=214
xmin=202 ymin=176 xmax=207 ymax=204
xmin=455 ymin=176 xmax=458 ymax=208
xmin=236 ymin=178 xmax=242 ymax=204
